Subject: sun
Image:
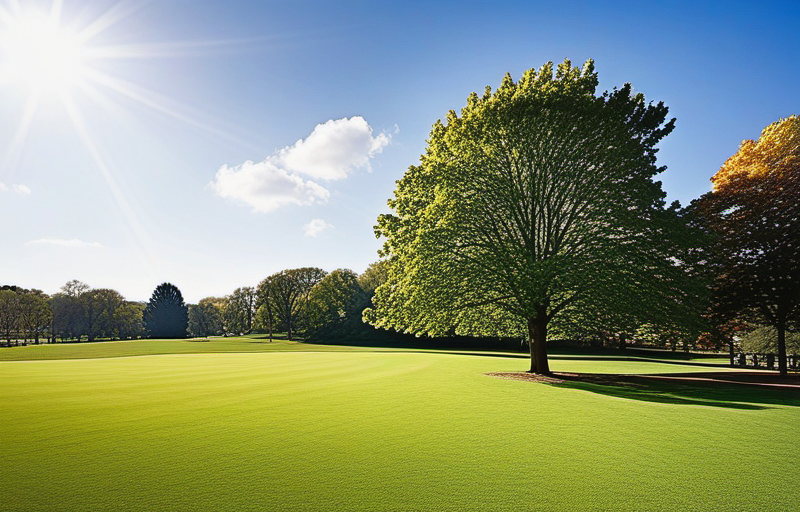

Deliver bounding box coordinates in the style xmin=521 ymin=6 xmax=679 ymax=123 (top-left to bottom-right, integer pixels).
xmin=1 ymin=8 xmax=88 ymax=94
xmin=1 ymin=0 xmax=257 ymax=271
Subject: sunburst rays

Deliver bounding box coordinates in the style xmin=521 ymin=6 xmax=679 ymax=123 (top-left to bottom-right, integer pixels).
xmin=1 ymin=0 xmax=260 ymax=271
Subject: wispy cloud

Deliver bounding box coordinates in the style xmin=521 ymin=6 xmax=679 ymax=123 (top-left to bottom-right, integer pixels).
xmin=303 ymin=218 xmax=334 ymax=237
xmin=0 ymin=182 xmax=32 ymax=195
xmin=209 ymin=116 xmax=390 ymax=212
xmin=26 ymin=238 xmax=103 ymax=248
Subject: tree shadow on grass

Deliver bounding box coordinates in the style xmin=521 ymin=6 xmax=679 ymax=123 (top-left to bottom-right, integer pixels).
xmin=490 ymin=371 xmax=800 ymax=409
xmin=247 ymin=334 xmax=295 ymax=342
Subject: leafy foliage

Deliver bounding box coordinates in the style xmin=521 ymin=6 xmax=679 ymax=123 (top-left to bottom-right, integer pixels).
xmin=0 ymin=287 xmax=52 ymax=345
xmin=357 ymin=260 xmax=390 ymax=296
xmin=0 ymin=289 xmax=20 ymax=345
xmin=224 ymin=287 xmax=257 ymax=335
xmin=306 ymin=269 xmax=370 ymax=339
xmin=48 ymin=281 xmax=142 ymax=342
xmin=188 ymin=298 xmax=225 ymax=337
xmin=739 ymin=326 xmax=800 ymax=354
xmin=698 ymin=115 xmax=800 ymax=374
xmin=144 ymin=283 xmax=188 ymax=339
xmin=114 ymin=301 xmax=145 ymax=339
xmin=368 ymin=59 xmax=680 ymax=373
xmin=83 ymin=289 xmax=125 ymax=341
xmin=257 ymin=267 xmax=326 ymax=340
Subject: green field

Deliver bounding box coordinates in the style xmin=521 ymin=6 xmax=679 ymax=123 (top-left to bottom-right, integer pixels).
xmin=2 ymin=338 xmax=798 ymax=511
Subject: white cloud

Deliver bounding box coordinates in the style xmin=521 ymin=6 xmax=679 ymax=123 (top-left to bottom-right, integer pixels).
xmin=274 ymin=116 xmax=391 ymax=180
xmin=209 ymin=116 xmax=390 ymax=212
xmin=208 ymin=160 xmax=330 ymax=213
xmin=303 ymin=218 xmax=334 ymax=237
xmin=26 ymin=238 xmax=103 ymax=248
xmin=0 ymin=182 xmax=31 ymax=195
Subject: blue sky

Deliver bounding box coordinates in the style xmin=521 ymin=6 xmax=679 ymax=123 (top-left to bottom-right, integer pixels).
xmin=1 ymin=0 xmax=798 ymax=303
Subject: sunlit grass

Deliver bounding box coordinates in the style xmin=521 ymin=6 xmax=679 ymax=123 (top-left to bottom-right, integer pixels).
xmin=1 ymin=340 xmax=797 ymax=511
xmin=0 ymin=334 xmax=358 ymax=361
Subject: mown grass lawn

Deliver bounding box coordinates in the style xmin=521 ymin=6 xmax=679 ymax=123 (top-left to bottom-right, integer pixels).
xmin=1 ymin=337 xmax=798 ymax=511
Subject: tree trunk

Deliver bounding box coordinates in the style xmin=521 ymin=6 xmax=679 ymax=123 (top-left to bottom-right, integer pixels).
xmin=776 ymin=315 xmax=787 ymax=377
xmin=527 ymin=308 xmax=550 ymax=375
xmin=728 ymin=340 xmax=735 ymax=367
xmin=619 ymin=332 xmax=627 ymax=351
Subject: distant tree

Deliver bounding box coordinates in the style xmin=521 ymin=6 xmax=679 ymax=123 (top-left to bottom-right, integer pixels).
xmin=50 ymin=293 xmax=84 ymax=341
xmin=16 ymin=290 xmax=51 ymax=344
xmin=0 ymin=289 xmax=20 ymax=346
xmin=367 ymin=60 xmax=677 ymax=374
xmin=114 ymin=301 xmax=145 ymax=339
xmin=306 ymin=269 xmax=369 ymax=339
xmin=62 ymin=279 xmax=90 ymax=297
xmin=357 ymin=260 xmax=390 ymax=296
xmin=188 ymin=298 xmax=225 ymax=337
xmin=554 ymin=202 xmax=710 ymax=351
xmin=739 ymin=326 xmax=800 ymax=355
xmin=632 ymin=322 xmax=698 ymax=352
xmin=698 ymin=116 xmax=800 ymax=376
xmin=224 ymin=287 xmax=257 ymax=335
xmin=49 ymin=280 xmax=91 ymax=342
xmin=83 ymin=288 xmax=124 ymax=341
xmin=143 ymin=283 xmax=188 ymax=339
xmin=254 ymin=285 xmax=277 ymax=341
xmin=258 ymin=267 xmax=326 ymax=340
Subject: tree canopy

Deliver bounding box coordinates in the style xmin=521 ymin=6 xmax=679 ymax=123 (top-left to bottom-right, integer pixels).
xmin=698 ymin=115 xmax=800 ymax=375
xmin=306 ymin=269 xmax=369 ymax=340
xmin=225 ymin=287 xmax=257 ymax=335
xmin=367 ymin=59 xmax=680 ymax=374
xmin=257 ymin=267 xmax=326 ymax=340
xmin=144 ymin=283 xmax=188 ymax=339
xmin=188 ymin=298 xmax=225 ymax=338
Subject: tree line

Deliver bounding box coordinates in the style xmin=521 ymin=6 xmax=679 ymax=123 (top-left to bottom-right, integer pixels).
xmin=188 ymin=263 xmax=387 ymax=341
xmin=0 ymin=262 xmax=388 ymax=345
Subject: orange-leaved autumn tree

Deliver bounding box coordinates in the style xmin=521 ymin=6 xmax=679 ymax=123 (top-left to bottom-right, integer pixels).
xmin=699 ymin=115 xmax=799 ymax=376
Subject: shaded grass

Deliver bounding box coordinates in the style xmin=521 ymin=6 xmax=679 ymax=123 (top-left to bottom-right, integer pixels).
xmin=1 ymin=342 xmax=798 ymax=511
xmin=491 ymin=371 xmax=800 ymax=409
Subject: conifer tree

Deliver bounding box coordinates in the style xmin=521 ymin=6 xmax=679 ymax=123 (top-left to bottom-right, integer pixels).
xmin=144 ymin=283 xmax=188 ymax=339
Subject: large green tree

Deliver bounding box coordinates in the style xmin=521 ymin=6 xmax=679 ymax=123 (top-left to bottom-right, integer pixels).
xmin=144 ymin=283 xmax=188 ymax=339
xmin=698 ymin=115 xmax=800 ymax=376
xmin=367 ymin=59 xmax=679 ymax=374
